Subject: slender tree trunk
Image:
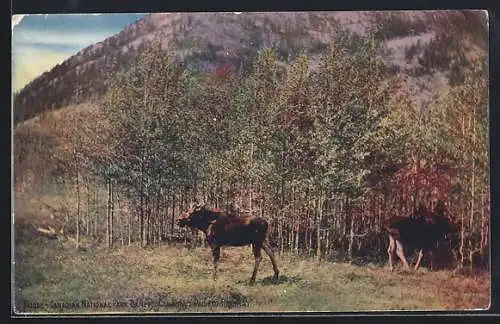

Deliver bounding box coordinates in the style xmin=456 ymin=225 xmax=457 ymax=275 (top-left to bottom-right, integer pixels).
xmin=152 ymin=197 xmax=156 ymax=246
xmin=460 ymin=210 xmax=466 ymax=268
xmin=86 ymin=179 xmax=90 ymax=237
xmin=171 ymin=191 xmax=176 ymax=238
xmin=161 ymin=194 xmax=166 ymax=244
xmin=145 ymin=195 xmax=150 ymax=246
xmin=75 ymin=155 xmax=80 ymax=249
xmin=140 ymin=184 xmax=144 ymax=247
xmin=182 ymin=189 xmax=188 ymax=244
xmin=378 ymin=195 xmax=382 ymax=232
xmin=339 ymin=198 xmax=346 ymax=244
xmin=140 ymin=61 xmax=148 ymax=247
xmin=226 ymin=181 xmax=231 ymax=212
xmin=325 ymin=228 xmax=330 ymax=260
xmin=480 ymin=185 xmax=488 ymax=263
xmin=459 ymin=115 xmax=466 ymax=268
xmin=110 ymin=179 xmax=114 ymax=248
xmin=249 ymin=142 xmax=254 ymax=212
xmin=279 ymin=212 xmax=284 ymax=255
xmin=93 ymin=185 xmax=98 ymax=239
xmin=106 ymin=178 xmax=111 ymax=248
xmin=347 ymin=200 xmax=356 ymax=263
xmin=469 ymin=184 xmax=475 ymax=269
xmin=214 ymin=178 xmax=219 ymax=209
xmin=155 ymin=194 xmax=159 ymax=245
xmin=161 ymin=195 xmax=166 ymax=240
xmin=316 ymin=193 xmax=323 ymax=263
xmin=307 ymin=197 xmax=312 ymax=255
xmin=146 ymin=196 xmax=149 ymax=246
xmin=260 ymin=183 xmax=264 ymax=219
xmin=468 ymin=104 xmax=477 ymax=269
xmin=128 ymin=202 xmax=132 ymax=246
xmin=148 ymin=197 xmax=152 ymax=245
xmin=115 ymin=190 xmax=123 ymax=246
xmin=119 ymin=195 xmax=124 ymax=246
xmin=158 ymin=212 xmax=162 ymax=245
xmin=279 ymin=182 xmax=284 ymax=255
xmin=294 ymin=216 xmax=300 ymax=255
xmin=203 ymin=180 xmax=208 ymax=207
xmin=88 ymin=182 xmax=93 ymax=239
xmin=279 ymin=145 xmax=285 ymax=255
xmin=292 ymin=186 xmax=298 ymax=254
xmin=106 ymin=179 xmax=111 ymax=248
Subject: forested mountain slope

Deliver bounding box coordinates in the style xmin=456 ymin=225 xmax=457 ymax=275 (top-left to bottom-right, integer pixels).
xmin=13 ymin=11 xmax=487 ymax=124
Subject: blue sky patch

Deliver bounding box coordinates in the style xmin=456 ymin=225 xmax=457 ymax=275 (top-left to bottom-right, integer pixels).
xmin=12 ymin=13 xmax=146 ymax=92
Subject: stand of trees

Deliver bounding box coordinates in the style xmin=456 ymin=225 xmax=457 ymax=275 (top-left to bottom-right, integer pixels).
xmin=15 ymin=36 xmax=489 ymax=269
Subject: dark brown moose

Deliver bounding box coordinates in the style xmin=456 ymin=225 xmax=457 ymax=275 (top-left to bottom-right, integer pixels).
xmin=384 ymin=201 xmax=458 ymax=271
xmin=177 ymin=203 xmax=280 ymax=284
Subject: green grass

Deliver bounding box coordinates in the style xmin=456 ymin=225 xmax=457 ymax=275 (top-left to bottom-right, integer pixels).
xmin=12 ymin=191 xmax=491 ymax=314
xmin=13 ymin=231 xmax=490 ymax=314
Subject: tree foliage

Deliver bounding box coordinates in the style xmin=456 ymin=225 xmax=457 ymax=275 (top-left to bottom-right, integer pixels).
xmin=15 ymin=36 xmax=489 ymax=268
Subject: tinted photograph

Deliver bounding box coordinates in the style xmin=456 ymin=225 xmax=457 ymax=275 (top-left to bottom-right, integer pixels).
xmin=12 ymin=11 xmax=490 ymax=313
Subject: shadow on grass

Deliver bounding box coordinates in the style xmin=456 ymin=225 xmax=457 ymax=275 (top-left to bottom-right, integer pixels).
xmin=236 ymin=275 xmax=304 ymax=286
xmin=261 ymin=275 xmax=303 ymax=286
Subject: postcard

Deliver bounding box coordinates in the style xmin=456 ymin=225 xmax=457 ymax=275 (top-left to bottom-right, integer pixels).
xmin=12 ymin=10 xmax=490 ymax=314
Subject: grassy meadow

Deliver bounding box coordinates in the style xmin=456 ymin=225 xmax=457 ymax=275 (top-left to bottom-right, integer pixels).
xmin=14 ymin=194 xmax=490 ymax=314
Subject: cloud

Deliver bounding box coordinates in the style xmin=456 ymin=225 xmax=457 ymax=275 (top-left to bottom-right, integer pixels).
xmin=13 ymin=28 xmax=116 ymax=48
xmin=12 ymin=14 xmax=25 ymax=29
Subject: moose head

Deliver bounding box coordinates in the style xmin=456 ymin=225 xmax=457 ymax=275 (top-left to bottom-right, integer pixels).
xmin=177 ymin=202 xmax=214 ymax=231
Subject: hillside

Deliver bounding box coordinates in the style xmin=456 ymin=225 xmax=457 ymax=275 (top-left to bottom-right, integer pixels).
xmin=12 ymin=10 xmax=487 ymax=124
xmin=12 ymin=11 xmax=490 ymax=314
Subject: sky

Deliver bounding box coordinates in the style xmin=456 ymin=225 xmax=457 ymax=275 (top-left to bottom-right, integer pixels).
xmin=11 ymin=13 xmax=146 ymax=92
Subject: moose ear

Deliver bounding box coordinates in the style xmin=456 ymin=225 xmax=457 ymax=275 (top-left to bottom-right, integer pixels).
xmin=197 ymin=202 xmax=207 ymax=210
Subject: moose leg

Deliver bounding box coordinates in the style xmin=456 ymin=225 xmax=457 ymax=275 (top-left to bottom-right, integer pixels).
xmin=395 ymin=239 xmax=410 ymax=270
xmin=388 ymin=235 xmax=396 ymax=271
xmin=190 ymin=228 xmax=198 ymax=249
xmin=250 ymin=244 xmax=262 ymax=284
xmin=262 ymin=241 xmax=280 ymax=279
xmin=205 ymin=221 xmax=216 ymax=245
xmin=414 ymin=249 xmax=424 ymax=270
xmin=211 ymin=245 xmax=221 ymax=281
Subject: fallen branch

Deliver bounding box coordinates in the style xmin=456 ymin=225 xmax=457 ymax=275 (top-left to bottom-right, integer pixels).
xmin=36 ymin=226 xmax=58 ymax=239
